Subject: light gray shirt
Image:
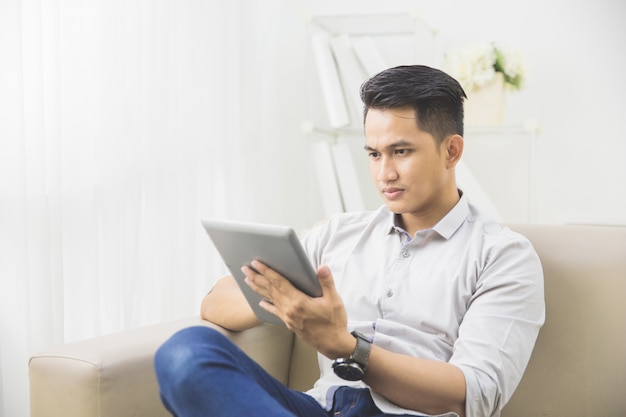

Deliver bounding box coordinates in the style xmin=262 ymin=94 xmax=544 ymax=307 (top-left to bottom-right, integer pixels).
xmin=302 ymin=193 xmax=545 ymax=417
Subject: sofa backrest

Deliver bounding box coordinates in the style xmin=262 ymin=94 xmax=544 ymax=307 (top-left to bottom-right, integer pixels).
xmin=286 ymin=224 xmax=626 ymax=416
xmin=502 ymin=224 xmax=626 ymax=416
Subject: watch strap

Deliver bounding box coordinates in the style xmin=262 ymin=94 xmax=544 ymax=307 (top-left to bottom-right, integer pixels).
xmin=350 ymin=331 xmax=371 ymax=370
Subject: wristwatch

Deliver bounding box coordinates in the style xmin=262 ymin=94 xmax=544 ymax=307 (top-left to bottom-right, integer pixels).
xmin=332 ymin=331 xmax=371 ymax=381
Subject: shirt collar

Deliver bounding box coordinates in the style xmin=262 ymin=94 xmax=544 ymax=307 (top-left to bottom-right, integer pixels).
xmin=432 ymin=191 xmax=469 ymax=239
xmin=385 ymin=190 xmax=469 ymax=241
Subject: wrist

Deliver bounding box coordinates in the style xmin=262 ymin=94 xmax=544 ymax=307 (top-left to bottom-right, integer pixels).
xmin=327 ymin=331 xmax=358 ymax=359
xmin=342 ymin=331 xmax=359 ymax=357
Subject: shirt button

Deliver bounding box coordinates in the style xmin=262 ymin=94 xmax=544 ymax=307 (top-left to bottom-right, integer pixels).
xmin=386 ymin=289 xmax=394 ymax=297
xmin=402 ymin=250 xmax=410 ymax=258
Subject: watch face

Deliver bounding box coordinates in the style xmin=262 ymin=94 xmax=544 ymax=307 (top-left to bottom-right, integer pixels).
xmin=333 ymin=361 xmax=365 ymax=381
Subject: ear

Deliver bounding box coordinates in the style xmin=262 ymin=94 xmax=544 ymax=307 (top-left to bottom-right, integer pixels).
xmin=444 ymin=134 xmax=464 ymax=169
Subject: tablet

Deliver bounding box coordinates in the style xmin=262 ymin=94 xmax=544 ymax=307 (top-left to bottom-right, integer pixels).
xmin=201 ymin=218 xmax=322 ymax=325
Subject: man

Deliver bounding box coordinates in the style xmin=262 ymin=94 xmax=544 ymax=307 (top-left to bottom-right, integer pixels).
xmin=154 ymin=65 xmax=545 ymax=417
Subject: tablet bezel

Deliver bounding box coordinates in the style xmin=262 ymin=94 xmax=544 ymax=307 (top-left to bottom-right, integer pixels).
xmin=201 ymin=218 xmax=322 ymax=325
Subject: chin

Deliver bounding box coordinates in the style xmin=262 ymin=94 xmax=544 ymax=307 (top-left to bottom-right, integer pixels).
xmin=382 ymin=200 xmax=406 ymax=214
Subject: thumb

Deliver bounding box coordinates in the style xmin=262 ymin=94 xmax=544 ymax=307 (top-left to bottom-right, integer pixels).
xmin=317 ymin=265 xmax=335 ymax=293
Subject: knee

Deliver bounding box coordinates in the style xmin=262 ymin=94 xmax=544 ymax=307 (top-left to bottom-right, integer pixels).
xmin=154 ymin=326 xmax=231 ymax=388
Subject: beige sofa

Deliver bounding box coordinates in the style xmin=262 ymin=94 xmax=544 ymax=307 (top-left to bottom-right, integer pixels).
xmin=29 ymin=224 xmax=626 ymax=417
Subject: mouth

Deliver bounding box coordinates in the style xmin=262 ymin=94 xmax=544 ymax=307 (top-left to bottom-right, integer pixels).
xmin=381 ymin=186 xmax=404 ymax=200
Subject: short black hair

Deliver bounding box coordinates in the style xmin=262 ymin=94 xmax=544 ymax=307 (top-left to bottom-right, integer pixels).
xmin=360 ymin=65 xmax=467 ymax=144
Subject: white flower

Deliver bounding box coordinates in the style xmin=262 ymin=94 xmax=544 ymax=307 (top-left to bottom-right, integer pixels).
xmin=444 ymin=43 xmax=526 ymax=92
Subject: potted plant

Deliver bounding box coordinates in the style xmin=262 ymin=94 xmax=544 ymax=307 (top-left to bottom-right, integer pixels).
xmin=444 ymin=43 xmax=526 ymax=125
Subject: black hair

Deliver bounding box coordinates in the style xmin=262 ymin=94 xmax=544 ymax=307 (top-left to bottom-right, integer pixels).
xmin=360 ymin=65 xmax=467 ymax=144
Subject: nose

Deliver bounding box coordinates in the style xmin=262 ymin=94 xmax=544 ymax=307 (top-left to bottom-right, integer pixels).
xmin=375 ymin=156 xmax=398 ymax=182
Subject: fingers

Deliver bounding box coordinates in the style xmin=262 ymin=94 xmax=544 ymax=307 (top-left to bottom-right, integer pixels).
xmin=242 ymin=260 xmax=289 ymax=296
xmin=242 ymin=260 xmax=301 ymax=313
xmin=242 ymin=260 xmax=297 ymax=325
xmin=242 ymin=261 xmax=345 ymax=335
xmin=245 ymin=262 xmax=337 ymax=301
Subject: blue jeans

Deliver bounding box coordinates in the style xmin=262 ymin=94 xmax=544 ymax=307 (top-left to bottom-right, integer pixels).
xmin=154 ymin=326 xmax=414 ymax=417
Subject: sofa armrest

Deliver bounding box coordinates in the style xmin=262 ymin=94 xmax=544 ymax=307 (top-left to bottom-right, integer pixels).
xmin=29 ymin=317 xmax=294 ymax=417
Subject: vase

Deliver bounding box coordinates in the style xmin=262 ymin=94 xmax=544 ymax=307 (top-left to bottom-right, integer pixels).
xmin=464 ymin=72 xmax=505 ymax=126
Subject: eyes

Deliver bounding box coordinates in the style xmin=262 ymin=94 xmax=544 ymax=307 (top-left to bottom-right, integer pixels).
xmin=367 ymin=148 xmax=412 ymax=160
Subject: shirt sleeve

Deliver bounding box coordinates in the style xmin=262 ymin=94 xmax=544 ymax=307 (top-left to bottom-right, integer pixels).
xmin=450 ymin=231 xmax=545 ymax=417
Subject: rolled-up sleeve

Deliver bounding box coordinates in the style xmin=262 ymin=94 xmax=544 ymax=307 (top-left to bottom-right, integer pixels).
xmin=451 ymin=235 xmax=545 ymax=417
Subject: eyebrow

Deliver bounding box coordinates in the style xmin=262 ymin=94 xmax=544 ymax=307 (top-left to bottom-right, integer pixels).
xmin=364 ymin=140 xmax=414 ymax=152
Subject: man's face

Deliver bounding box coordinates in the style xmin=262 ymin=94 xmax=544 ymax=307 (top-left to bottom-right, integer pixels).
xmin=364 ymin=107 xmax=455 ymax=228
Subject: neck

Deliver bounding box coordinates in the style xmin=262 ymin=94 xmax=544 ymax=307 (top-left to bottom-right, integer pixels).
xmin=397 ymin=188 xmax=461 ymax=236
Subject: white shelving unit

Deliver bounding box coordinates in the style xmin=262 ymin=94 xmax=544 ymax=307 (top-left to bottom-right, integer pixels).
xmin=306 ymin=13 xmax=438 ymax=132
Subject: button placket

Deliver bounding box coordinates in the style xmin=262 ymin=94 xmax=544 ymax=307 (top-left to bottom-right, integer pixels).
xmin=386 ymin=247 xmax=411 ymax=300
xmin=380 ymin=238 xmax=413 ymax=315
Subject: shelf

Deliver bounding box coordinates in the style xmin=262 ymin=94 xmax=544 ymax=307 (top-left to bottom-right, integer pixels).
xmin=465 ymin=121 xmax=540 ymax=135
xmin=304 ymin=122 xmax=539 ymax=138
xmin=309 ymin=13 xmax=426 ymax=36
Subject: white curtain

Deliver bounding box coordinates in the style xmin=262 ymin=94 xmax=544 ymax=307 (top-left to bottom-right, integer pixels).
xmin=0 ymin=1 xmax=284 ymax=415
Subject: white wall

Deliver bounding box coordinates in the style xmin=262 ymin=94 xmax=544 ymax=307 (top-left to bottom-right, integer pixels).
xmin=256 ymin=0 xmax=626 ymax=229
